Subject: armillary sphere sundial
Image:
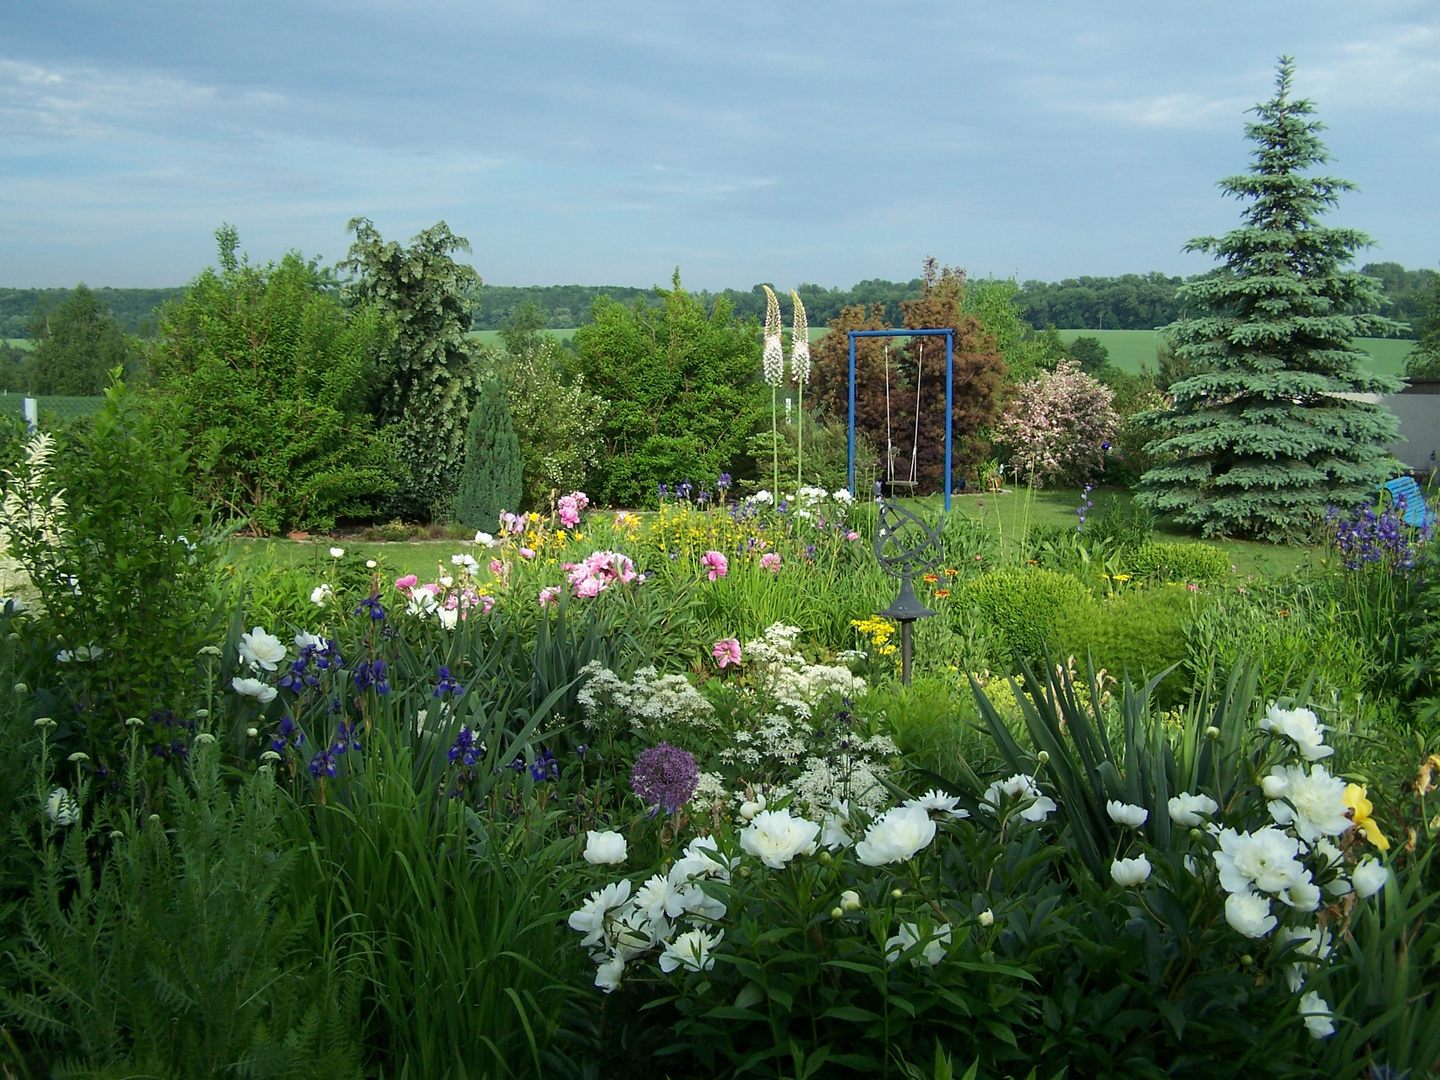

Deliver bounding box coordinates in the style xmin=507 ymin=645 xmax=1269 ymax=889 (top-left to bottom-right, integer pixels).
xmin=873 ymin=484 xmax=943 ymax=685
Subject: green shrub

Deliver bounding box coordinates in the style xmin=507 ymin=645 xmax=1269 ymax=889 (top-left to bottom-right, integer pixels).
xmin=1125 ymin=540 xmax=1231 ymax=583
xmin=505 ymin=338 xmax=606 ymax=509
xmin=455 ymin=377 xmax=523 ymax=530
xmin=1055 ymin=584 xmax=1206 ymax=703
xmin=959 ymin=566 xmax=1090 ymax=664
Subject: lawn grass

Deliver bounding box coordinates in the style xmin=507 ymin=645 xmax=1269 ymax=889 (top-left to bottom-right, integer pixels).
xmin=229 ymin=487 xmax=1317 ymax=586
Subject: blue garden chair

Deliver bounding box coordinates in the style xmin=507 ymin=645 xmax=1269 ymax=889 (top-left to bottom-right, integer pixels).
xmin=1381 ymin=476 xmax=1435 ymax=529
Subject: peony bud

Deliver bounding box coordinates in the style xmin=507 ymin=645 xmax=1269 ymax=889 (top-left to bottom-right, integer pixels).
xmin=978 ymin=908 xmax=994 ymax=927
xmin=1036 ymin=751 xmax=1050 ymax=765
xmin=818 ymin=850 xmax=832 ymax=865
xmin=246 ymin=727 xmax=259 ymax=738
xmin=890 ymin=888 xmax=903 ymax=900
xmin=1204 ymin=726 xmax=1220 ymax=740
xmin=831 ymin=906 xmax=844 ymax=920
xmin=840 ymin=890 xmax=862 ymax=912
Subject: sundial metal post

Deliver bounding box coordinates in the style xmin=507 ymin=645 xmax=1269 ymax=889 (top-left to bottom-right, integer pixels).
xmin=873 ymin=487 xmax=942 ymax=686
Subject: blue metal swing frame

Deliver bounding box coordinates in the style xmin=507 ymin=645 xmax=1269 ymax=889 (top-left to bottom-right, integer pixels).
xmin=847 ymin=328 xmax=956 ymax=511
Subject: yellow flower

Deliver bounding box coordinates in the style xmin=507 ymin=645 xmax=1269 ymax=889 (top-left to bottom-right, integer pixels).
xmin=1415 ymin=753 xmax=1440 ymax=796
xmin=1343 ymin=784 xmax=1390 ymax=852
xmin=934 ymin=588 xmax=951 ymax=598
xmin=922 ymin=573 xmax=939 ymax=583
xmin=1112 ymin=574 xmax=1131 ymax=582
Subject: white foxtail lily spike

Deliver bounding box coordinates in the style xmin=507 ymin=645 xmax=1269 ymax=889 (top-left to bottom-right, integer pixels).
xmin=762 ymin=284 xmax=784 ymax=498
xmin=789 ymin=289 xmax=810 ymax=492
xmin=761 ymin=285 xmax=784 ymax=387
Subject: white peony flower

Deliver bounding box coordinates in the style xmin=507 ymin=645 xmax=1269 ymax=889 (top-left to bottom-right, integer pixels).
xmin=310 ymin=583 xmax=333 ymax=606
xmin=1106 ymin=801 xmax=1149 ymax=828
xmin=584 ymin=830 xmax=628 ymax=865
xmin=1352 ymin=857 xmax=1388 ymax=899
xmin=45 ymin=786 xmax=79 ymax=826
xmin=231 ymin=676 xmax=277 ymax=704
xmin=1299 ymin=991 xmax=1334 ymax=1039
xmin=1261 ymin=774 xmax=1290 ymax=801
xmin=740 ymin=809 xmax=820 ymax=869
xmin=474 ymin=531 xmax=496 ymax=547
xmin=1260 ymin=704 xmax=1333 ymax=761
xmin=1213 ymin=827 xmax=1306 ymax=895
xmin=821 ymin=801 xmax=855 ymax=849
xmin=594 ymin=953 xmax=625 ymax=993
xmin=1265 ymin=764 xmax=1352 ymax=842
xmin=1280 ymin=926 xmax=1333 ymax=992
xmin=1225 ymin=890 xmax=1277 ymax=938
xmin=831 ymin=488 xmax=854 ymax=504
xmin=659 ymin=928 xmax=722 ymax=973
xmin=885 ymin=922 xmax=951 ymax=967
xmin=981 ymin=774 xmax=1056 ymax=822
xmin=238 ymin=627 xmax=287 ymax=671
xmin=1167 ymin=792 xmax=1219 ymax=826
xmin=567 ymin=880 xmax=633 ymax=951
xmin=1111 ymin=855 xmax=1152 ymax=887
xmin=855 ymin=805 xmax=937 ymax=866
xmin=329 ymin=547 xmax=345 ymax=558
xmin=750 ymin=490 xmax=774 ymax=506
xmin=1278 ymin=877 xmax=1322 ymax=912
xmin=905 ymin=789 xmax=971 ymax=820
xmin=670 ymin=836 xmax=731 ymax=885
xmin=739 ymin=797 xmax=766 ymax=821
xmin=451 ymin=553 xmax=480 ymax=573
xmin=437 ymin=607 xmax=459 ymax=630
xmin=632 ymin=874 xmax=681 ymax=933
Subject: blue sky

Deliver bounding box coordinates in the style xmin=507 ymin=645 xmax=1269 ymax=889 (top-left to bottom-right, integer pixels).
xmin=1 ymin=1 xmax=1436 ymax=291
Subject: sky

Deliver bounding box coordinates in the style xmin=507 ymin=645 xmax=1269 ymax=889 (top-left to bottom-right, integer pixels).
xmin=1 ymin=1 xmax=1437 ymax=291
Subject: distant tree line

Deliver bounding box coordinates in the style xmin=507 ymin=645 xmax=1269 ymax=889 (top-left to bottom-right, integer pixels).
xmin=0 ymin=286 xmax=185 ymax=339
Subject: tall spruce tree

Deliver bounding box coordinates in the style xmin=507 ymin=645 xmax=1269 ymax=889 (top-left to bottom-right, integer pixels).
xmin=456 ymin=377 xmax=522 ymax=530
xmin=1136 ymin=58 xmax=1402 ymax=541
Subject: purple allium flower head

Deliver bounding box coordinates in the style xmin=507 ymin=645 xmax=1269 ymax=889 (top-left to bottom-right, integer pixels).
xmin=630 ymin=742 xmax=699 ymax=814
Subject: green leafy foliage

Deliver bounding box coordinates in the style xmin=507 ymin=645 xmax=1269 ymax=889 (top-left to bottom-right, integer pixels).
xmin=1136 ymin=60 xmax=1403 ymax=541
xmin=4 ymin=748 xmax=363 ymax=1078
xmin=342 ymin=219 xmax=485 ymax=521
xmin=505 ymin=338 xmax=607 ymax=509
xmin=4 ymin=379 xmax=224 ymax=747
xmin=1054 ymin=585 xmax=1203 ymax=703
xmin=1124 ymin=540 xmax=1232 ymax=583
xmin=23 ymin=285 xmax=139 ymax=395
xmin=148 ymin=227 xmax=396 ymax=534
xmin=1405 ymin=271 xmax=1440 ymax=378
xmin=456 ymin=377 xmax=523 ymax=529
xmin=959 ymin=567 xmax=1091 ymax=665
xmin=575 ymin=272 xmax=767 ymax=506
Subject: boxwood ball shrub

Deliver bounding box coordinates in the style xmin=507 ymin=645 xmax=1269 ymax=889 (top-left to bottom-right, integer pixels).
xmin=1055 ymin=584 xmax=1206 ymax=704
xmin=959 ymin=566 xmax=1091 ymax=664
xmin=1125 ymin=540 xmax=1231 ymax=584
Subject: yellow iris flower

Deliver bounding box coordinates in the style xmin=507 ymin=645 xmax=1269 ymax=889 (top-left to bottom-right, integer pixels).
xmin=1343 ymin=784 xmax=1390 ymax=852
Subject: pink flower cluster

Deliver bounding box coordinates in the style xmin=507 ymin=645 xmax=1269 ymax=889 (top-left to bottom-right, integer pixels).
xmin=557 ymin=490 xmax=590 ymax=529
xmin=712 ymin=637 xmax=741 ymax=668
xmin=759 ymin=552 xmax=781 ymax=573
xmin=393 ymin=573 xmax=494 ymax=626
xmin=701 ymin=550 xmax=728 ymax=581
xmin=563 ymin=550 xmax=639 ymax=598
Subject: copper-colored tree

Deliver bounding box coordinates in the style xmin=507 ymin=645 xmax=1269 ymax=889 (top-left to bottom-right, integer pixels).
xmin=811 ymin=261 xmax=1007 ymax=494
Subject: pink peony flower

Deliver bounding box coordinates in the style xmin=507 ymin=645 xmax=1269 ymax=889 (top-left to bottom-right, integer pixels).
xmin=712 ymin=638 xmax=742 ymax=668
xmin=394 ymin=574 xmax=418 ymax=591
xmin=846 ymin=531 xmax=860 ymax=541
xmin=538 ymin=586 xmax=560 ymax=608
xmin=479 ymin=594 xmax=495 ymax=614
xmin=518 ymin=547 xmax=536 ymax=560
xmin=489 ymin=558 xmax=507 ymax=578
xmin=759 ymin=552 xmax=781 ymax=574
xmin=701 ymin=551 xmax=728 ymax=581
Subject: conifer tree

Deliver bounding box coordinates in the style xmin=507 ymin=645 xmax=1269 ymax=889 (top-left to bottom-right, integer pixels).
xmin=456 ymin=377 xmax=522 ymax=530
xmin=1136 ymin=58 xmax=1401 ymax=541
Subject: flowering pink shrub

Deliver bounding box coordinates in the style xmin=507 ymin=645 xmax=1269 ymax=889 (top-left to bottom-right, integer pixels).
xmin=994 ymin=359 xmax=1119 ymax=487
xmin=564 ymin=550 xmax=639 ymax=598
xmin=701 ymin=551 xmax=728 ymax=581
xmin=712 ymin=638 xmax=742 ymax=668
xmin=557 ymin=490 xmax=590 ymax=529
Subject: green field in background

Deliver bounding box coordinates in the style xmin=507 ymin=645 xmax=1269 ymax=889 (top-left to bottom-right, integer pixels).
xmin=1055 ymin=329 xmax=1414 ymax=376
